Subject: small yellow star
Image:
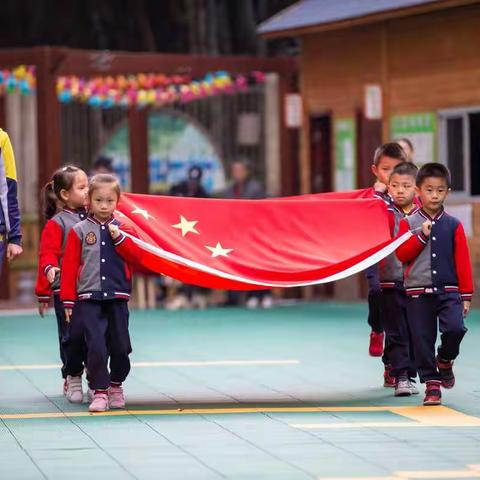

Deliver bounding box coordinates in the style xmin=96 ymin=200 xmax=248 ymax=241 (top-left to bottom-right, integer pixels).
xmin=172 ymin=215 xmax=199 ymax=237
xmin=131 ymin=207 xmax=153 ymax=220
xmin=205 ymin=242 xmax=233 ymax=258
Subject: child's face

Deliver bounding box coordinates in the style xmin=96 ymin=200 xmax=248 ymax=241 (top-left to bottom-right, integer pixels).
xmin=89 ymin=184 xmax=119 ymax=221
xmin=388 ymin=173 xmax=416 ymax=209
xmin=371 ymin=157 xmax=403 ymax=185
xmin=61 ymin=171 xmax=89 ymax=209
xmin=417 ymin=177 xmax=449 ymax=214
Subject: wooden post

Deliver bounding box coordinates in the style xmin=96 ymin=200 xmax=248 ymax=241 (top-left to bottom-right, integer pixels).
xmin=35 ymin=47 xmax=62 ymax=211
xmin=128 ymin=107 xmax=149 ymax=194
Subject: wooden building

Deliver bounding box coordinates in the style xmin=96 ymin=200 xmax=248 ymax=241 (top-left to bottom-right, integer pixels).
xmin=259 ymin=0 xmax=480 ymax=302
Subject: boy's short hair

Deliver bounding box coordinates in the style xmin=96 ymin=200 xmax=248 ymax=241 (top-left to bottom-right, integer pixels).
xmin=416 ymin=162 xmax=451 ymax=188
xmin=373 ymin=142 xmax=408 ymax=166
xmin=389 ymin=162 xmax=418 ymax=182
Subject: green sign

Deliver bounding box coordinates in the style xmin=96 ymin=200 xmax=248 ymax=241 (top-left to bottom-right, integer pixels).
xmin=334 ymin=118 xmax=356 ymax=191
xmin=391 ymin=112 xmax=437 ymax=164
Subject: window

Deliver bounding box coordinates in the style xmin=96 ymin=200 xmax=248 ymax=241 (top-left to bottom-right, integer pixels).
xmin=439 ymin=108 xmax=480 ymax=196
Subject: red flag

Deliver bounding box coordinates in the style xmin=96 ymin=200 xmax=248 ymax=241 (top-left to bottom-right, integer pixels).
xmin=115 ymin=191 xmax=411 ymax=290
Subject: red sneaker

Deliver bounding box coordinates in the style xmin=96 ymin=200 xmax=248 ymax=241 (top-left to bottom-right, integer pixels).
xmin=423 ymin=380 xmax=442 ymax=406
xmin=369 ymin=331 xmax=384 ymax=357
xmin=436 ymin=356 xmax=455 ymax=389
xmin=383 ymin=365 xmax=395 ymax=388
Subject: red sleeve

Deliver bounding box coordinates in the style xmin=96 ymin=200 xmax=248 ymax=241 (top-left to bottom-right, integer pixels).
xmin=35 ymin=261 xmax=52 ymax=302
xmin=38 ymin=220 xmax=63 ymax=276
xmin=396 ymin=218 xmax=429 ymax=263
xmin=60 ymin=229 xmax=82 ymax=308
xmin=454 ymin=223 xmax=474 ymax=301
xmin=388 ymin=210 xmax=395 ymax=238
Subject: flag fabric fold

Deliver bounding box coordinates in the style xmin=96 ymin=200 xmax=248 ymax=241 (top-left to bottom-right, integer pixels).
xmin=115 ymin=190 xmax=411 ymax=290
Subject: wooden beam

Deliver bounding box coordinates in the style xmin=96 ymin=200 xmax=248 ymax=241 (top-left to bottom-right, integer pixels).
xmin=0 ymin=48 xmax=38 ymax=68
xmin=55 ymin=49 xmax=297 ymax=77
xmin=35 ymin=47 xmax=62 ymax=219
xmin=128 ymin=108 xmax=149 ymax=194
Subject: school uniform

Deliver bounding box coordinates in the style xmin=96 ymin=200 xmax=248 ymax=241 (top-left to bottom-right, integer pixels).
xmin=60 ymin=215 xmax=134 ymax=390
xmin=35 ymin=207 xmax=87 ymax=378
xmin=379 ymin=204 xmax=419 ymax=378
xmin=396 ymin=208 xmax=473 ymax=383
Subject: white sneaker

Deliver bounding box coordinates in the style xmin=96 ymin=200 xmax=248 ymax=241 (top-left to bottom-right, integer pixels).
xmin=261 ymin=295 xmax=273 ymax=309
xmin=408 ymin=379 xmax=419 ymax=395
xmin=89 ymin=392 xmax=109 ymax=412
xmin=246 ymin=297 xmax=260 ymax=309
xmin=65 ymin=375 xmax=84 ymax=403
xmin=394 ymin=377 xmax=412 ymax=397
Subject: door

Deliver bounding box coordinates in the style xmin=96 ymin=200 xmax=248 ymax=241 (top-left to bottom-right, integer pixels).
xmin=310 ymin=115 xmax=332 ymax=193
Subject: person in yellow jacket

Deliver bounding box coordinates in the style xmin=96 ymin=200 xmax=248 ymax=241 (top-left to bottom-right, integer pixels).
xmin=0 ymin=129 xmax=23 ymax=275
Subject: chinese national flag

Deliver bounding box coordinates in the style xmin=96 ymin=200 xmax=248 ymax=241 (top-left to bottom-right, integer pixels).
xmin=115 ymin=189 xmax=411 ymax=290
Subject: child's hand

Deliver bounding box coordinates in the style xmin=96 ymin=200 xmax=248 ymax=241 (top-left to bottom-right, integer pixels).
xmin=65 ymin=308 xmax=72 ymax=323
xmin=109 ymin=224 xmax=121 ymax=240
xmin=421 ymin=220 xmax=432 ymax=237
xmin=374 ymin=181 xmax=387 ymax=193
xmin=463 ymin=301 xmax=471 ymax=317
xmin=46 ymin=267 xmax=60 ymax=284
xmin=38 ymin=302 xmax=48 ymax=318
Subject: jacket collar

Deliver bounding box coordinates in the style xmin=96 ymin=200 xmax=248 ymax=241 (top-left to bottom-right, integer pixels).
xmin=87 ymin=214 xmax=115 ymax=226
xmin=419 ymin=207 xmax=445 ymax=221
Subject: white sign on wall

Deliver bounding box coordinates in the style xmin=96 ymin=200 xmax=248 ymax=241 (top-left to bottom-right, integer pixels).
xmin=285 ymin=93 xmax=303 ymax=128
xmin=364 ymin=84 xmax=383 ymax=120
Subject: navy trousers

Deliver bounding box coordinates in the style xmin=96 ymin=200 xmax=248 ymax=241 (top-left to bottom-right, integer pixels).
xmin=74 ymin=300 xmax=132 ymax=390
xmin=61 ymin=297 xmax=87 ymax=378
xmin=405 ymin=293 xmax=467 ymax=383
xmin=379 ymin=288 xmax=416 ymax=378
xmin=366 ymin=266 xmax=390 ymax=366
xmin=53 ymin=295 xmax=69 ymax=379
xmin=0 ymin=226 xmax=5 ymax=277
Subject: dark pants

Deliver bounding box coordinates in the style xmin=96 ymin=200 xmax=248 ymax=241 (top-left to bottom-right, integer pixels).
xmin=380 ymin=288 xmax=416 ymax=378
xmin=75 ymin=300 xmax=132 ymax=390
xmin=406 ymin=293 xmax=467 ymax=383
xmin=53 ymin=295 xmax=69 ymax=379
xmin=62 ymin=297 xmax=87 ymax=378
xmin=366 ymin=266 xmax=390 ymax=366
xmin=0 ymin=227 xmax=5 ymax=277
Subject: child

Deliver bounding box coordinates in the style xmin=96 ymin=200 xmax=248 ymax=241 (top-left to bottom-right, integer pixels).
xmin=35 ymin=165 xmax=88 ymax=402
xmin=396 ymin=163 xmax=473 ymax=405
xmin=379 ymin=162 xmax=419 ymax=397
xmin=60 ymin=174 xmax=136 ymax=412
xmin=366 ymin=143 xmax=407 ymax=387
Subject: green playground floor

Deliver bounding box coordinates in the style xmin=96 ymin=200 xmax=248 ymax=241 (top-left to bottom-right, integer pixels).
xmin=0 ymin=302 xmax=479 ymax=480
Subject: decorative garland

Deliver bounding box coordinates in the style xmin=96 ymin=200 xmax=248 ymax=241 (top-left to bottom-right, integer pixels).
xmin=0 ymin=65 xmax=266 ymax=108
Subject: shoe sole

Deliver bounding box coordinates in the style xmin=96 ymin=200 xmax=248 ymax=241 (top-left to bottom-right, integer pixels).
xmin=395 ymin=389 xmax=412 ymax=397
xmin=441 ymin=381 xmax=455 ymax=389
xmin=423 ymin=400 xmax=441 ymax=406
xmin=67 ymin=396 xmax=84 ymax=404
xmin=109 ymin=404 xmax=126 ymax=409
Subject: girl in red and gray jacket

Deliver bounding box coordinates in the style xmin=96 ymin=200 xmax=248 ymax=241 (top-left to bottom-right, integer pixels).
xmin=35 ymin=165 xmax=89 ymax=403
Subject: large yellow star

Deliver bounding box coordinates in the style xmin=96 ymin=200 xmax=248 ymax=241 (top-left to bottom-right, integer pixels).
xmin=172 ymin=215 xmax=199 ymax=237
xmin=205 ymin=242 xmax=233 ymax=258
xmin=131 ymin=207 xmax=153 ymax=220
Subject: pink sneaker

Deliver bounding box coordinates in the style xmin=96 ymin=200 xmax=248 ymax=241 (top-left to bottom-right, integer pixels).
xmin=108 ymin=384 xmax=126 ymax=409
xmin=89 ymin=392 xmax=109 ymax=412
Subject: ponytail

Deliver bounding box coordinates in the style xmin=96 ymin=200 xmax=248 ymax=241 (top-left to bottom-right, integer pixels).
xmin=42 ymin=181 xmax=58 ymax=220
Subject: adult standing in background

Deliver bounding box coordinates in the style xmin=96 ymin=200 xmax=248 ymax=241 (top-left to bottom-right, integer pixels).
xmin=223 ymin=159 xmax=273 ymax=309
xmin=0 ymin=128 xmax=22 ymax=277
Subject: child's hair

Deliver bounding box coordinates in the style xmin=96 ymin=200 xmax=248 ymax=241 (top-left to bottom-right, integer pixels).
xmin=373 ymin=142 xmax=408 ymax=166
xmin=89 ymin=173 xmax=121 ymax=199
xmin=416 ymin=162 xmax=451 ymax=188
xmin=43 ymin=165 xmax=83 ymax=220
xmin=394 ymin=137 xmax=414 ymax=152
xmin=389 ymin=162 xmax=418 ymax=181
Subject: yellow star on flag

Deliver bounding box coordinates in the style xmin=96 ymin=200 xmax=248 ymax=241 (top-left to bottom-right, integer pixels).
xmin=172 ymin=215 xmax=200 ymax=237
xmin=131 ymin=207 xmax=153 ymax=220
xmin=205 ymin=242 xmax=233 ymax=258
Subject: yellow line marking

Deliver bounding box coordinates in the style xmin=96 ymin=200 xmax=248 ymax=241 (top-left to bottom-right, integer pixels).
xmin=0 ymin=359 xmax=300 ymax=371
xmin=1 ymin=405 xmax=479 ymax=424
xmin=396 ymin=469 xmax=480 ymax=478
